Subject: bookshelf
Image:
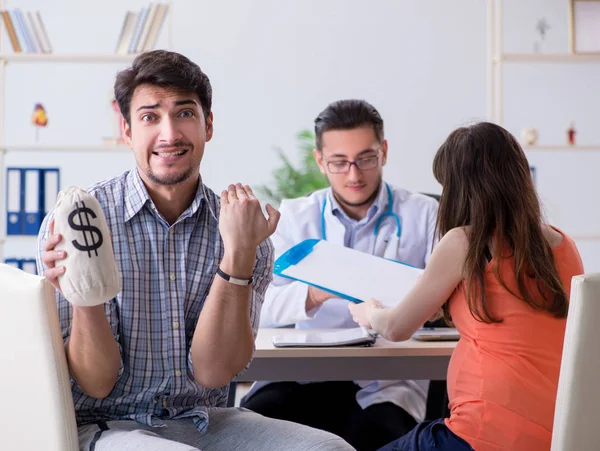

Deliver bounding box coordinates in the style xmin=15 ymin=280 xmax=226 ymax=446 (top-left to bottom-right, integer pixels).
xmin=0 ymin=144 xmax=131 ymax=152
xmin=0 ymin=1 xmax=173 ymax=263
xmin=0 ymin=53 xmax=140 ymax=63
xmin=487 ymin=0 xmax=600 ymax=256
xmin=524 ymin=145 xmax=600 ymax=152
xmin=498 ymin=53 xmax=600 ymax=63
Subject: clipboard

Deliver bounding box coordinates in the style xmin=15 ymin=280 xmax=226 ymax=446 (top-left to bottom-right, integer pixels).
xmin=274 ymin=239 xmax=423 ymax=308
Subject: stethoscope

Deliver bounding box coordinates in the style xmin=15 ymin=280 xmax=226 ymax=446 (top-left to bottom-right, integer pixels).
xmin=321 ymin=183 xmax=402 ymax=254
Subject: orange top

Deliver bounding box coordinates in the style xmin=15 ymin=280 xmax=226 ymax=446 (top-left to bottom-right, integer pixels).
xmin=445 ymin=229 xmax=584 ymax=451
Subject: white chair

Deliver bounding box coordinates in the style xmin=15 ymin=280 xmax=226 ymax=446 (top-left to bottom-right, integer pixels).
xmin=0 ymin=263 xmax=78 ymax=450
xmin=552 ymin=273 xmax=600 ymax=451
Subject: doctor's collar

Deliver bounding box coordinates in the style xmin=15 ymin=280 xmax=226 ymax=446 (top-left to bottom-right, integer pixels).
xmin=328 ymin=182 xmax=387 ymax=223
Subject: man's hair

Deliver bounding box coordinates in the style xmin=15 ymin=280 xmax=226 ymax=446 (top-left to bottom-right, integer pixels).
xmin=314 ymin=99 xmax=384 ymax=150
xmin=114 ymin=50 xmax=212 ymax=125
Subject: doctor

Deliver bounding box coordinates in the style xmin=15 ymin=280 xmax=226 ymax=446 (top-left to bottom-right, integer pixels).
xmin=241 ymin=99 xmax=439 ymax=451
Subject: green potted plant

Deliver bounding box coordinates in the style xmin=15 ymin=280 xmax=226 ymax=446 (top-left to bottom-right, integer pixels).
xmin=257 ymin=129 xmax=329 ymax=207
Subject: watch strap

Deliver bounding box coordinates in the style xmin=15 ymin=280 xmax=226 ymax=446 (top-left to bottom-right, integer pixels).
xmin=216 ymin=267 xmax=253 ymax=286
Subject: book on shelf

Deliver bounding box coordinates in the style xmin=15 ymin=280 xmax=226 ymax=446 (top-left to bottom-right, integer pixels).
xmin=1 ymin=9 xmax=52 ymax=53
xmin=116 ymin=2 xmax=169 ymax=55
xmin=1 ymin=11 xmax=20 ymax=52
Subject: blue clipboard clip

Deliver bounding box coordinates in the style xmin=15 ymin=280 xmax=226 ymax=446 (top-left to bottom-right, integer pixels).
xmin=273 ymin=239 xmax=364 ymax=304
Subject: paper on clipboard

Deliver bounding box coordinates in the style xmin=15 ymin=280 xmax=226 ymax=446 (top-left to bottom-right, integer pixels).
xmin=274 ymin=239 xmax=423 ymax=308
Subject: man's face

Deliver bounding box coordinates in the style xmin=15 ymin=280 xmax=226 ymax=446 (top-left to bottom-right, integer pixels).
xmin=122 ymin=84 xmax=213 ymax=187
xmin=314 ymin=126 xmax=387 ymax=208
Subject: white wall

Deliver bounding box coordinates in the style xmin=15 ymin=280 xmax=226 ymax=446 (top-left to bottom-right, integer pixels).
xmin=3 ymin=0 xmax=600 ymax=271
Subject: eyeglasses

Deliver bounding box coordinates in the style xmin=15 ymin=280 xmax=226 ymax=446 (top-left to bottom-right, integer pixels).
xmin=324 ymin=152 xmax=380 ymax=174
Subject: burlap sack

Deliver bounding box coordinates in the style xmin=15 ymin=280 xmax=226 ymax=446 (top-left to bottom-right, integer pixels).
xmin=53 ymin=186 xmax=121 ymax=306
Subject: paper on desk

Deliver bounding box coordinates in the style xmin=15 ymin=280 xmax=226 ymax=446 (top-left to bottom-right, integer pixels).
xmin=275 ymin=239 xmax=423 ymax=308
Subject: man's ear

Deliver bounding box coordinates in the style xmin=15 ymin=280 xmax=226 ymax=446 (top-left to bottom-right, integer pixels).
xmin=380 ymin=139 xmax=388 ymax=166
xmin=205 ymin=112 xmax=214 ymax=142
xmin=313 ymin=149 xmax=326 ymax=175
xmin=120 ymin=114 xmax=133 ymax=148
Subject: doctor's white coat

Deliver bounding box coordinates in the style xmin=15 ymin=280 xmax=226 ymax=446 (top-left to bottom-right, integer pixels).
xmin=248 ymin=183 xmax=439 ymax=422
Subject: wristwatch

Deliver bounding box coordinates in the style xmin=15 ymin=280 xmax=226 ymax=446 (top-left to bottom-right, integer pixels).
xmin=216 ymin=267 xmax=253 ymax=286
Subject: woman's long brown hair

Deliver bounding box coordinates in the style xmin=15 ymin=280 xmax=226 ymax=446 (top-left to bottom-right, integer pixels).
xmin=433 ymin=122 xmax=567 ymax=323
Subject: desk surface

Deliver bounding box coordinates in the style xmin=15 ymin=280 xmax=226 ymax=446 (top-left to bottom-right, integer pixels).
xmin=254 ymin=328 xmax=456 ymax=357
xmin=237 ymin=329 xmax=457 ymax=382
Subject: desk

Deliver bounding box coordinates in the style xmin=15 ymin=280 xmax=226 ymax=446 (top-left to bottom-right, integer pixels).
xmin=236 ymin=328 xmax=457 ymax=382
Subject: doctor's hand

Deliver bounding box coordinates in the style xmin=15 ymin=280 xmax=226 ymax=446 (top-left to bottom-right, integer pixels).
xmin=305 ymin=286 xmax=335 ymax=312
xmin=219 ymin=183 xmax=280 ymax=253
xmin=348 ymin=299 xmax=384 ymax=329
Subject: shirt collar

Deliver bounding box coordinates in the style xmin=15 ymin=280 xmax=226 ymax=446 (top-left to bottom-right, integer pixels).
xmin=124 ymin=168 xmax=206 ymax=223
xmin=328 ymin=182 xmax=388 ymax=224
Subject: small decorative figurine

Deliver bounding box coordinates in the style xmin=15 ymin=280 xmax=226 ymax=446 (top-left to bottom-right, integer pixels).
xmin=31 ymin=103 xmax=48 ymax=142
xmin=567 ymin=121 xmax=576 ymax=146
xmin=520 ymin=127 xmax=539 ymax=146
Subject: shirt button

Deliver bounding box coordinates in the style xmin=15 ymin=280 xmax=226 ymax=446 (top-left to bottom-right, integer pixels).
xmin=175 ymin=370 xmax=182 ymax=377
xmin=162 ymin=399 xmax=167 ymax=407
xmin=169 ymin=228 xmax=175 ymax=236
xmin=169 ymin=273 xmax=176 ymax=281
xmin=173 ymin=321 xmax=180 ymax=329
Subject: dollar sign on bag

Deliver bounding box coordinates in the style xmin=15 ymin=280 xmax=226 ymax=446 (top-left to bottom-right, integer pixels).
xmin=68 ymin=201 xmax=104 ymax=258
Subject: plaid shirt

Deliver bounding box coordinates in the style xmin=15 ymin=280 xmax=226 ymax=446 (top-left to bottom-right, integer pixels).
xmin=36 ymin=169 xmax=274 ymax=432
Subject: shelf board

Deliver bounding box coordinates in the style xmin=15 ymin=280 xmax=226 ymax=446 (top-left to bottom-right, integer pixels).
xmin=524 ymin=145 xmax=600 ymax=152
xmin=0 ymin=144 xmax=130 ymax=152
xmin=0 ymin=53 xmax=139 ymax=64
xmin=0 ymin=236 xmax=38 ymax=242
xmin=497 ymin=53 xmax=600 ymax=63
xmin=571 ymin=235 xmax=600 ymax=241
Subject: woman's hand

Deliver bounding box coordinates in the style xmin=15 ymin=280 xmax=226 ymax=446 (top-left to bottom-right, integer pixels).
xmin=348 ymin=299 xmax=383 ymax=329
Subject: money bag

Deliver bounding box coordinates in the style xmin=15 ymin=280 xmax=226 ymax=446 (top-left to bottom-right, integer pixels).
xmin=53 ymin=186 xmax=121 ymax=306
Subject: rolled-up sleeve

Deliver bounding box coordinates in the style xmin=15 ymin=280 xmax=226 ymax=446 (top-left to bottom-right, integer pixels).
xmin=242 ymin=237 xmax=274 ymax=372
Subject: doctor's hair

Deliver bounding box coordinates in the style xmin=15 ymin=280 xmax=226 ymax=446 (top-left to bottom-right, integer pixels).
xmin=114 ymin=50 xmax=212 ymax=126
xmin=314 ymin=99 xmax=384 ymax=150
xmin=432 ymin=122 xmax=567 ymax=324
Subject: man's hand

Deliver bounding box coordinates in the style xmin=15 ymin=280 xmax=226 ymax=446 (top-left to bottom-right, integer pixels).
xmin=306 ymin=286 xmax=334 ymax=312
xmin=219 ymin=183 xmax=280 ymax=254
xmin=41 ymin=219 xmax=66 ymax=293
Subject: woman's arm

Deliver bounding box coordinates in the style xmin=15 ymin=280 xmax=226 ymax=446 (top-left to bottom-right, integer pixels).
xmin=349 ymin=227 xmax=468 ymax=341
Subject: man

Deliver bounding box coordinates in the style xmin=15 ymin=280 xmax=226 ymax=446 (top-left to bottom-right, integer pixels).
xmin=241 ymin=99 xmax=439 ymax=451
xmin=37 ymin=50 xmax=352 ymax=451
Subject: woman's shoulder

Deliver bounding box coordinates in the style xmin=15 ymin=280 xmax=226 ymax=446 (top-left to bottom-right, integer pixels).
xmin=541 ymin=224 xmax=564 ymax=248
xmin=543 ymin=225 xmax=584 ymax=271
xmin=436 ymin=226 xmax=470 ymax=254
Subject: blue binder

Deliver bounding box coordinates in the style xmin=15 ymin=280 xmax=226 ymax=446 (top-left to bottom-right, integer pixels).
xmin=20 ymin=259 xmax=38 ymax=275
xmin=4 ymin=258 xmax=20 ymax=269
xmin=6 ymin=168 xmax=21 ymax=235
xmin=22 ymin=168 xmax=42 ymax=235
xmin=3 ymin=258 xmax=38 ymax=275
xmin=6 ymin=167 xmax=60 ymax=235
xmin=41 ymin=168 xmax=60 ymax=217
xmin=530 ymin=165 xmax=537 ymax=187
xmin=274 ymin=239 xmax=423 ymax=308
